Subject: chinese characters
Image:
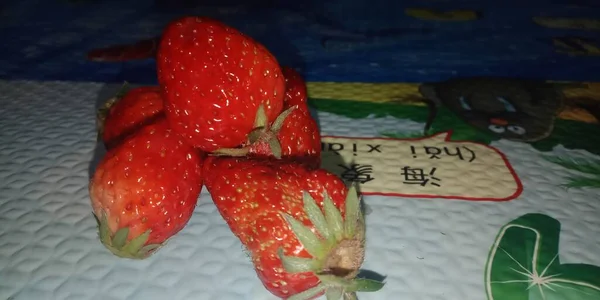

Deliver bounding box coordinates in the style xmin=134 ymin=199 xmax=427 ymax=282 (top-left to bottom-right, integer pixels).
xmin=319 ymin=134 xmax=521 ymax=200
xmin=400 ymin=166 xmax=441 ymax=187
xmin=411 ymin=145 xmax=476 ymax=162
xmin=338 ymin=164 xmax=375 ymax=184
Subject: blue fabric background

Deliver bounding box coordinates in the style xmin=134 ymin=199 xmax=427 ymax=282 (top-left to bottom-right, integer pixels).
xmin=0 ymin=0 xmax=599 ymax=84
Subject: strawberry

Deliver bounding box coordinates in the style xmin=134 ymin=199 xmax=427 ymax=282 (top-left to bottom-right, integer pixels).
xmin=89 ymin=118 xmax=204 ymax=259
xmin=97 ymin=84 xmax=164 ymax=149
xmin=156 ymin=16 xmax=286 ymax=152
xmin=87 ymin=36 xmax=160 ymax=62
xmin=203 ymin=156 xmax=384 ymax=299
xmin=281 ymin=66 xmax=310 ymax=113
xmin=251 ymin=106 xmax=321 ymax=168
xmin=214 ymin=67 xmax=321 ymax=168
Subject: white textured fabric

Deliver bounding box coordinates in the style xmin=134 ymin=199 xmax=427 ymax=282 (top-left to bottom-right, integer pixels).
xmin=1 ymin=80 xmax=599 ymax=300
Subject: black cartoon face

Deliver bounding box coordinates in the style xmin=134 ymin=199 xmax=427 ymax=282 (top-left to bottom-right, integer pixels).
xmin=452 ymin=95 xmax=531 ymax=139
xmin=419 ymin=77 xmax=565 ymax=142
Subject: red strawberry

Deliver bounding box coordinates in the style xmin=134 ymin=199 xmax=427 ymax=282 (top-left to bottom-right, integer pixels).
xmin=281 ymin=66 xmax=310 ymax=113
xmin=203 ymin=156 xmax=384 ymax=299
xmin=251 ymin=106 xmax=321 ymax=168
xmin=87 ymin=36 xmax=160 ymax=62
xmin=97 ymin=84 xmax=164 ymax=149
xmin=89 ymin=118 xmax=204 ymax=259
xmin=156 ymin=16 xmax=285 ymax=152
xmin=214 ymin=68 xmax=321 ymax=168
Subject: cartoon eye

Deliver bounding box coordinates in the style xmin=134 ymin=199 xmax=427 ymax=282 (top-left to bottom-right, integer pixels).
xmin=488 ymin=124 xmax=506 ymax=133
xmin=459 ymin=96 xmax=472 ymax=110
xmin=497 ymin=97 xmax=517 ymax=112
xmin=507 ymin=125 xmax=526 ymax=135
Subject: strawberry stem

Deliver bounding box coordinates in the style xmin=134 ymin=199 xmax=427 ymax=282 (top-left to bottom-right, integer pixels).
xmin=278 ymin=185 xmax=385 ymax=299
xmin=213 ymin=104 xmax=295 ymax=159
xmin=271 ymin=105 xmax=296 ymax=133
xmin=211 ymin=147 xmax=250 ymax=157
xmin=247 ymin=127 xmax=265 ymax=144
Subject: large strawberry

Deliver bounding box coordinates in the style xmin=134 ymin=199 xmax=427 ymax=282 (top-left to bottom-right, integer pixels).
xmin=97 ymin=84 xmax=164 ymax=149
xmin=156 ymin=16 xmax=286 ymax=152
xmin=203 ymin=156 xmax=384 ymax=299
xmin=214 ymin=67 xmax=321 ymax=168
xmin=89 ymin=118 xmax=204 ymax=259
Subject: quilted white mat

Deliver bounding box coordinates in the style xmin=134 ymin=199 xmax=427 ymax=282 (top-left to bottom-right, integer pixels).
xmin=1 ymin=80 xmax=599 ymax=300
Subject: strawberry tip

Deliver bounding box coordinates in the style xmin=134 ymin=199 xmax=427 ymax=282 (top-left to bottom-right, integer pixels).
xmin=96 ymin=212 xmax=161 ymax=259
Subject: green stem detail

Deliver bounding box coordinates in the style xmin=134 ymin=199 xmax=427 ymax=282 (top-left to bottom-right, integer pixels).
xmin=213 ymin=104 xmax=297 ymax=159
xmin=96 ymin=213 xmax=161 ymax=259
xmin=279 ymin=185 xmax=385 ymax=300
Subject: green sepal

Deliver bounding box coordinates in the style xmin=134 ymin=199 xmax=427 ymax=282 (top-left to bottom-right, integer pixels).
xmin=343 ymin=185 xmax=360 ymax=238
xmin=287 ymin=284 xmax=325 ymax=300
xmin=343 ymin=292 xmax=358 ymax=300
xmin=114 ymin=81 xmax=130 ymax=98
xmin=99 ymin=214 xmax=112 ymax=245
xmin=253 ymin=103 xmax=268 ymax=128
xmin=212 ymin=102 xmax=292 ymax=159
xmin=112 ymin=227 xmax=129 ymax=249
xmin=323 ymin=191 xmax=344 ymax=241
xmin=248 ymin=127 xmax=265 ymax=144
xmin=318 ymin=275 xmax=385 ymax=293
xmin=271 ymin=105 xmax=296 ymax=133
xmin=211 ymin=147 xmax=250 ymax=157
xmin=139 ymin=244 xmax=161 ymax=255
xmin=95 ymin=212 xmax=160 ymax=260
xmin=303 ymin=192 xmax=332 ymax=241
xmin=278 ymin=248 xmax=317 ymax=273
xmin=280 ymin=187 xmax=385 ymax=299
xmin=325 ymin=287 xmax=343 ymax=300
xmin=96 ymin=81 xmax=129 ymax=142
xmin=267 ymin=137 xmax=282 ymax=159
xmin=282 ymin=213 xmax=324 ymax=258
xmin=122 ymin=230 xmax=151 ymax=254
xmin=345 ymin=278 xmax=386 ymax=292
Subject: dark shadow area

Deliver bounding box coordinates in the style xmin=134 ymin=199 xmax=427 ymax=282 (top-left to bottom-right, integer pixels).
xmin=318 ymin=138 xmax=373 ymax=218
xmin=570 ymin=97 xmax=600 ymax=123
xmin=357 ymin=269 xmax=387 ymax=283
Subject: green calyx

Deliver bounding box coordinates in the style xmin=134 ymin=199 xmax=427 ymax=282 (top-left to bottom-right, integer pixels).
xmin=279 ymin=185 xmax=385 ymax=300
xmin=96 ymin=213 xmax=161 ymax=259
xmin=96 ymin=81 xmax=129 ymax=141
xmin=212 ymin=103 xmax=296 ymax=159
xmin=287 ymin=275 xmax=385 ymax=300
